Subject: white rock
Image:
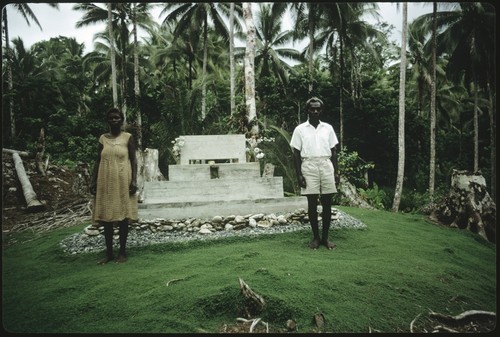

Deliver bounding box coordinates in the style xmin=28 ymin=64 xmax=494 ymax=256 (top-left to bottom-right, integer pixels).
xmin=235 ymin=215 xmax=246 ymax=223
xmin=199 ymin=228 xmax=212 ymax=234
xmin=248 ymin=218 xmax=257 ymax=228
xmin=212 ymin=215 xmax=223 ymax=223
xmin=225 ymin=224 xmax=234 ymax=230
xmin=277 ymin=215 xmax=287 ymax=223
xmin=257 ymin=220 xmax=272 ymax=228
xmin=200 ymin=224 xmax=213 ymax=230
xmin=84 ymin=226 xmax=99 ymax=236
xmin=250 ymin=213 xmax=264 ymax=221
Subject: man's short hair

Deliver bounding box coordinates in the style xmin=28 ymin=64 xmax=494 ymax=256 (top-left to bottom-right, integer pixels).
xmin=306 ymin=97 xmax=324 ymax=109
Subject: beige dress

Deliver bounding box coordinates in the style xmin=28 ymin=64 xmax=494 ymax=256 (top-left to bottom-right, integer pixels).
xmin=93 ymin=132 xmax=138 ymax=223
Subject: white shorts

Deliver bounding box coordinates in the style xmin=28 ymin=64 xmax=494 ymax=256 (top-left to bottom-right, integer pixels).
xmin=301 ymin=157 xmax=337 ymax=195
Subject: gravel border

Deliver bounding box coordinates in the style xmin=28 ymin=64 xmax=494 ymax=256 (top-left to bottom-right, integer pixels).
xmin=60 ymin=209 xmax=366 ymax=255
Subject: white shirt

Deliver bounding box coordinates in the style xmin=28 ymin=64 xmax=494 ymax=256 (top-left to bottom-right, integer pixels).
xmin=290 ymin=120 xmax=339 ymax=158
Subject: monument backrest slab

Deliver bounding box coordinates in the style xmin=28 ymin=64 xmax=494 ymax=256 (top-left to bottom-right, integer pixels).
xmin=180 ymin=134 xmax=246 ymax=165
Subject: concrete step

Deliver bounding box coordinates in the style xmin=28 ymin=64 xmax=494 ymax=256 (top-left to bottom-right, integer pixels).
xmin=138 ymin=196 xmax=308 ymax=220
xmin=143 ymin=177 xmax=284 ymax=203
xmin=168 ymin=162 xmax=260 ymax=181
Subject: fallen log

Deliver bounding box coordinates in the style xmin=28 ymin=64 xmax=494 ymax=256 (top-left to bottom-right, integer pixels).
xmin=12 ymin=152 xmax=46 ymax=212
xmin=3 ymin=148 xmax=32 ymax=157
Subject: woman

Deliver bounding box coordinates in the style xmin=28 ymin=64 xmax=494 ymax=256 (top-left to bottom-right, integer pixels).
xmin=90 ymin=107 xmax=138 ymax=264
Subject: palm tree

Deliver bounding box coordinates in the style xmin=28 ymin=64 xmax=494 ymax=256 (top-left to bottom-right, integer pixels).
xmin=290 ymin=3 xmax=323 ymax=93
xmin=392 ymin=2 xmax=408 ymax=212
xmin=413 ymin=2 xmax=495 ymax=193
xmin=131 ymin=2 xmax=153 ymax=149
xmin=161 ymin=2 xmax=241 ymax=120
xmin=243 ymin=2 xmax=257 ymax=136
xmin=1 ymin=3 xmax=59 ymax=143
xmin=237 ymin=3 xmax=301 ymax=88
xmin=313 ymin=2 xmax=382 ymax=149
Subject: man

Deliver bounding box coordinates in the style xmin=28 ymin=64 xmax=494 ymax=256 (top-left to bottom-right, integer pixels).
xmin=290 ymin=97 xmax=340 ymax=250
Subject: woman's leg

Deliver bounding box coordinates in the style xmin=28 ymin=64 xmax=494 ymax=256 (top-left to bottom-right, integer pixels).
xmin=98 ymin=222 xmax=115 ymax=264
xmin=117 ymin=220 xmax=129 ymax=262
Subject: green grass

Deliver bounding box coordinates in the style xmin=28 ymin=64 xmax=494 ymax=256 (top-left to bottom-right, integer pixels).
xmin=2 ymin=207 xmax=496 ymax=333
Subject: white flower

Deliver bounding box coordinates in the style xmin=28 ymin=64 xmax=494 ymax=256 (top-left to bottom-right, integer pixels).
xmin=256 ymin=152 xmax=265 ymax=159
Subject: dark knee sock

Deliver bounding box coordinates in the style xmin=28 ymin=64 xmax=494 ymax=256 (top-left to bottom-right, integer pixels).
xmin=307 ymin=195 xmax=320 ymax=240
xmin=118 ymin=221 xmax=129 ymax=256
xmin=103 ymin=223 xmax=114 ymax=258
xmin=320 ymin=194 xmax=333 ymax=241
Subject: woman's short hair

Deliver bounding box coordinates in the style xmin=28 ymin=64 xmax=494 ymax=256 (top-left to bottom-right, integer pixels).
xmin=106 ymin=107 xmax=124 ymax=120
xmin=306 ymin=97 xmax=324 ymax=109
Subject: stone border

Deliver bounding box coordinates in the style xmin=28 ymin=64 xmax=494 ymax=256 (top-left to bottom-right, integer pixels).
xmin=60 ymin=208 xmax=367 ymax=254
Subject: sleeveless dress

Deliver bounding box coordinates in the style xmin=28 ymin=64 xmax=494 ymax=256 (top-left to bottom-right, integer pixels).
xmin=93 ymin=132 xmax=138 ymax=223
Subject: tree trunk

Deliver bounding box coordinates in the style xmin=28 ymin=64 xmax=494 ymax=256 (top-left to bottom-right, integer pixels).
xmin=136 ymin=148 xmax=166 ymax=203
xmin=108 ymin=3 xmax=118 ymax=108
xmin=12 ymin=152 xmax=46 ymax=212
xmin=307 ymin=8 xmax=314 ymax=94
xmin=430 ymin=170 xmax=496 ymax=243
xmin=201 ymin=15 xmax=208 ymax=120
xmin=243 ymin=3 xmax=258 ymax=136
xmin=35 ymin=128 xmax=46 ymax=176
xmin=429 ymin=2 xmax=437 ymax=197
xmin=487 ymin=81 xmax=496 ymax=202
xmin=339 ymin=33 xmax=344 ymax=149
xmin=473 ymin=79 xmax=479 ymax=172
xmin=133 ymin=3 xmax=143 ymax=150
xmin=392 ymin=3 xmax=407 ymax=212
xmin=229 ymin=3 xmax=235 ymax=116
xmin=2 ymin=7 xmax=16 ymax=142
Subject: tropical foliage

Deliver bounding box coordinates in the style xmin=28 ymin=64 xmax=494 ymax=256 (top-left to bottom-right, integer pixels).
xmin=2 ymin=2 xmax=496 ymax=210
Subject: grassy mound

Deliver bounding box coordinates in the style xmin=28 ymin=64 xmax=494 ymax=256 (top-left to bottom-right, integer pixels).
xmin=2 ymin=206 xmax=496 ymax=333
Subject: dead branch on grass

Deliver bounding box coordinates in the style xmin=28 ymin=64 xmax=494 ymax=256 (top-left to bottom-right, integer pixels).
xmin=429 ymin=309 xmax=496 ymax=324
xmin=9 ymin=200 xmax=91 ymax=233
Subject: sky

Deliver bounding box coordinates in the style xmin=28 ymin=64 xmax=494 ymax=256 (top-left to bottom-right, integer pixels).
xmin=5 ymin=2 xmax=435 ymax=54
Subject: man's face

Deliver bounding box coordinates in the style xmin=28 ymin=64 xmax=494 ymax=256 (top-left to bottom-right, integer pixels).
xmin=308 ymin=101 xmax=322 ymax=120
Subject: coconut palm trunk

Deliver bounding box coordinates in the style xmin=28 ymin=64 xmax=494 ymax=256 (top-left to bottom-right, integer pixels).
xmin=243 ymin=3 xmax=257 ymax=136
xmin=429 ymin=2 xmax=437 ymax=197
xmin=229 ymin=3 xmax=235 ymax=116
xmin=2 ymin=8 xmax=15 ymax=142
xmin=487 ymin=80 xmax=495 ymax=201
xmin=108 ymin=3 xmax=118 ymax=108
xmin=392 ymin=2 xmax=407 ymax=212
xmin=473 ymin=78 xmax=479 ymax=172
xmin=201 ymin=15 xmax=208 ymax=120
xmin=132 ymin=3 xmax=142 ymax=149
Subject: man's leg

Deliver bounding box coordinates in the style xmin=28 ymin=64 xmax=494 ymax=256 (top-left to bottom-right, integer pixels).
xmin=320 ymin=194 xmax=336 ymax=249
xmin=306 ymin=194 xmax=321 ymax=249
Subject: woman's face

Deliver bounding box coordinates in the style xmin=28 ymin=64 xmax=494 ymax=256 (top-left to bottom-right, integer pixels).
xmin=107 ymin=112 xmax=123 ymax=128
